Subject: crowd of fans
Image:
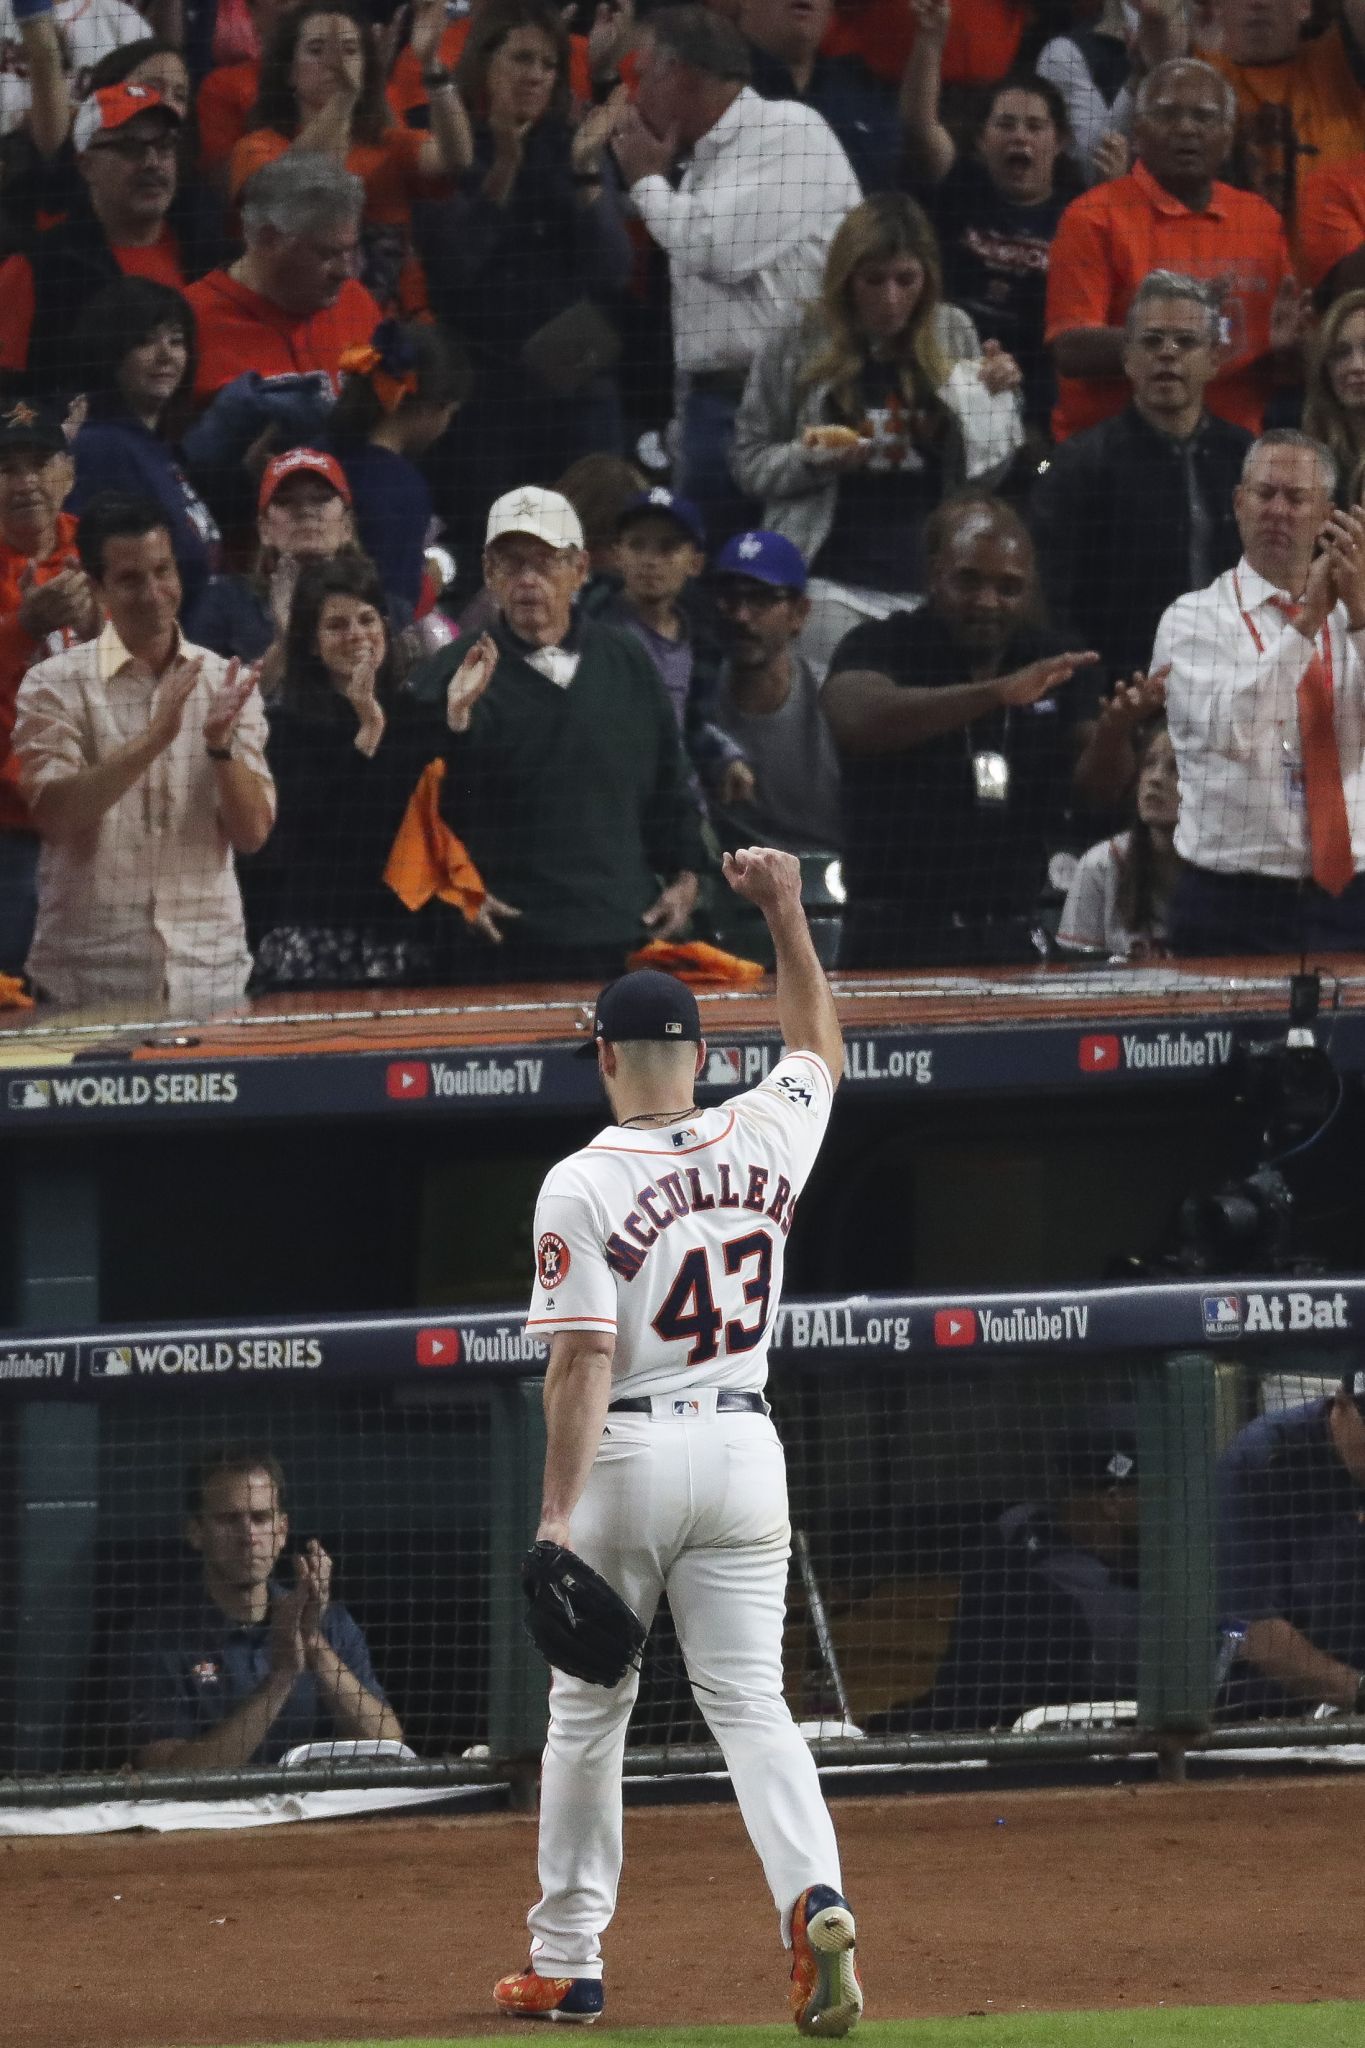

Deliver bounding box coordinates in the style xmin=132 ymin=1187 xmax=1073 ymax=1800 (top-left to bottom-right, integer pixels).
xmin=4 ymin=0 xmax=1365 ymax=1010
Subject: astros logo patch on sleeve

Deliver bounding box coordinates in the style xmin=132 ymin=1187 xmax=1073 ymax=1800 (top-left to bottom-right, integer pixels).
xmin=538 ymin=1232 xmax=571 ymax=1289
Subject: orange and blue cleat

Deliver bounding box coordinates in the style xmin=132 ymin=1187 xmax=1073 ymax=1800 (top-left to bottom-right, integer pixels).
xmin=789 ymin=1885 xmax=863 ymax=2038
xmin=493 ymin=1966 xmax=605 ymax=2025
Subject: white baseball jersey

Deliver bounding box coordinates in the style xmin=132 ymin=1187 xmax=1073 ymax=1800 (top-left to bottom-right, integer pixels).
xmin=0 ymin=0 xmax=149 ymax=135
xmin=526 ymin=1051 xmax=833 ymax=1399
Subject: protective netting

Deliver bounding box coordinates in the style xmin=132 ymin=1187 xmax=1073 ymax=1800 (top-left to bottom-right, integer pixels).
xmin=1 ymin=3 xmax=1363 ymax=1018
xmin=2 ymin=1331 xmax=1362 ymax=1789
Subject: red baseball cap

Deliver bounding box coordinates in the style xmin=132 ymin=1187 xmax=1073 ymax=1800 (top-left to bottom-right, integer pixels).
xmin=258 ymin=447 xmax=352 ymax=512
xmin=72 ymin=83 xmax=181 ymax=155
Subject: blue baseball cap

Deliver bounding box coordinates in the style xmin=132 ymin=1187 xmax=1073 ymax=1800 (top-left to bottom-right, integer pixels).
xmin=617 ymin=487 xmax=706 ymax=548
xmin=577 ymin=968 xmax=701 ymax=1057
xmin=712 ymin=529 xmax=807 ymax=593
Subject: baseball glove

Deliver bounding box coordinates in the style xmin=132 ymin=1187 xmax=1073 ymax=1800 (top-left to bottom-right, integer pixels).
xmin=521 ymin=1541 xmax=647 ymax=1687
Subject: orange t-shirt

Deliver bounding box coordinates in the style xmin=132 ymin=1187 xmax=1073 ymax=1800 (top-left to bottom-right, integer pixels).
xmin=0 ymin=513 xmax=81 ymax=834
xmin=1045 ymin=161 xmax=1293 ymax=442
xmin=1296 ymin=153 xmax=1365 ymax=285
xmin=387 ymin=19 xmax=593 ymax=123
xmin=1202 ymin=25 xmax=1365 ymax=177
xmin=198 ymin=59 xmax=260 ymax=176
xmin=228 ymin=124 xmax=433 ymax=226
xmin=0 ymin=231 xmax=186 ymax=373
xmin=185 ymin=268 xmax=383 ymax=401
xmin=822 ymin=0 xmax=1026 ymax=88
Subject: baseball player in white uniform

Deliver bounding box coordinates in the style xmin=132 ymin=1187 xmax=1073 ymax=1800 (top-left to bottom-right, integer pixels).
xmin=494 ymin=846 xmax=862 ymax=2037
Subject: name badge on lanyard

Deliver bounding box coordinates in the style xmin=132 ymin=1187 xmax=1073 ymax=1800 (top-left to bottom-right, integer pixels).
xmin=973 ymin=751 xmax=1010 ymax=804
xmin=1233 ymin=570 xmax=1329 ymax=817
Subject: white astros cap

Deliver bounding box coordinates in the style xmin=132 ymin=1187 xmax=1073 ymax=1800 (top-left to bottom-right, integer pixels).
xmin=485 ymin=486 xmax=585 ymax=552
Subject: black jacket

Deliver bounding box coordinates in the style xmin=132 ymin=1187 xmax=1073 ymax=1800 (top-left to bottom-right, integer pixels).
xmin=1031 ymin=404 xmax=1251 ymax=683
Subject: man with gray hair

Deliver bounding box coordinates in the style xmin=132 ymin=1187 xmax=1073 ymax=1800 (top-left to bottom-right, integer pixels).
xmin=186 ymin=155 xmax=381 ymax=404
xmin=1033 ymin=271 xmax=1250 ymax=704
xmin=1157 ymin=428 xmax=1365 ymax=952
xmin=1045 ymin=58 xmax=1302 ymax=445
xmin=610 ymin=5 xmax=860 ymax=539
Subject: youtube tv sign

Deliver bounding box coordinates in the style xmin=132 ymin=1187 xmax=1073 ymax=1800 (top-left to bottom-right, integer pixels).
xmin=386 ymin=1061 xmax=430 ymax=1100
xmin=417 ymin=1327 xmax=460 ymax=1367
xmin=1078 ymin=1034 xmax=1120 ymax=1074
xmin=934 ymin=1308 xmax=977 ymax=1347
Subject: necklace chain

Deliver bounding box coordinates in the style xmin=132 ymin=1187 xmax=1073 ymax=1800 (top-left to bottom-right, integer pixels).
xmin=618 ymin=1107 xmax=696 ymax=1129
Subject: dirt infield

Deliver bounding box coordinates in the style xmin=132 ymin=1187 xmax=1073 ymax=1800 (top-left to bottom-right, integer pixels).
xmin=1 ymin=1778 xmax=1357 ymax=2048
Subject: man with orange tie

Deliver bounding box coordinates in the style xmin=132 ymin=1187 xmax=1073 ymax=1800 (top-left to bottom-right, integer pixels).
xmin=1157 ymin=429 xmax=1365 ymax=955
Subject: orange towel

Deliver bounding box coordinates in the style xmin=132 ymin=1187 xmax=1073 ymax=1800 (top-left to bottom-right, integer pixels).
xmin=627 ymin=939 xmax=764 ymax=988
xmin=383 ymin=758 xmax=487 ymax=922
xmin=0 ymin=972 xmax=33 ymax=1011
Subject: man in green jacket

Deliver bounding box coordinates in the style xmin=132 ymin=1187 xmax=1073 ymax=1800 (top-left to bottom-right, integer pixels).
xmin=415 ymin=487 xmax=705 ymax=984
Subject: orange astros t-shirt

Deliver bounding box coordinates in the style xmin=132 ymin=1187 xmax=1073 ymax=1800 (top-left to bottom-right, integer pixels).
xmin=822 ymin=0 xmax=1026 ymax=87
xmin=1202 ymin=25 xmax=1365 ymax=177
xmin=0 ymin=230 xmax=186 ymax=373
xmin=185 ymin=269 xmax=383 ymax=401
xmin=198 ymin=59 xmax=260 ymax=176
xmin=1045 ymin=161 xmax=1293 ymax=442
xmin=1297 ymin=154 xmax=1365 ymax=285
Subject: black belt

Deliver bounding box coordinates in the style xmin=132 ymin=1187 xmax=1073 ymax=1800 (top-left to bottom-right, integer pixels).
xmin=691 ymin=369 xmax=747 ymax=400
xmin=608 ymin=1390 xmax=768 ymax=1415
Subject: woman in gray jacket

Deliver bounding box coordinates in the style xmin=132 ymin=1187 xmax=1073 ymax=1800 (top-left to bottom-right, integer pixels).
xmin=730 ymin=193 xmax=1022 ymax=673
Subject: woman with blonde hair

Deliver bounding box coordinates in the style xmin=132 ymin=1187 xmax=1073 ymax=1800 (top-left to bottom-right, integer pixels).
xmin=1304 ymin=290 xmax=1365 ymax=507
xmin=731 ymin=193 xmax=1023 ymax=671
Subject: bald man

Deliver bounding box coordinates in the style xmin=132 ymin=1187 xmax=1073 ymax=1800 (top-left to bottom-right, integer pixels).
xmin=820 ymin=495 xmax=1101 ymax=969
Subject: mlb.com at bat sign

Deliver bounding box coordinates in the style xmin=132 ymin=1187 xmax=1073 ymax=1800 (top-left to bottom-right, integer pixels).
xmin=1201 ymin=1289 xmax=1352 ymax=1337
xmin=934 ymin=1301 xmax=1092 ymax=1347
xmin=385 ymin=1056 xmax=544 ymax=1102
xmin=7 ymin=1069 xmax=240 ymax=1112
xmin=1078 ymin=1028 xmax=1236 ymax=1076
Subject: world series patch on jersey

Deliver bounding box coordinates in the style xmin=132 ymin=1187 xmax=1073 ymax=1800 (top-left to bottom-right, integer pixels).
xmin=526 ymin=1052 xmax=834 ymax=1400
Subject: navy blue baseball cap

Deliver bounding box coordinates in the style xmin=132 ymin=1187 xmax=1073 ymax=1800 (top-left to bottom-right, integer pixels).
xmin=579 ymin=968 xmax=701 ymax=1056
xmin=712 ymin=529 xmax=808 ymax=593
xmin=617 ymin=487 xmax=706 ymax=548
xmin=0 ymin=401 xmax=66 ymax=458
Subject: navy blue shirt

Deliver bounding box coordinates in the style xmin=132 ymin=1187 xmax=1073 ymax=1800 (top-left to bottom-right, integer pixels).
xmin=1217 ymin=1399 xmax=1365 ymax=1669
xmin=746 ymin=43 xmax=902 ymax=195
xmin=69 ymin=420 xmax=221 ymax=611
xmin=335 ymin=442 xmax=435 ymax=615
xmin=117 ymin=1582 xmax=387 ymax=1764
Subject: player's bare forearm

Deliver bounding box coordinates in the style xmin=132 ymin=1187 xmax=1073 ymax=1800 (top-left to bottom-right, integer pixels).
xmin=307 ymin=1638 xmax=405 ymax=1744
xmin=767 ymin=897 xmax=844 ymax=1085
xmin=134 ymin=1671 xmax=298 ymax=1773
xmin=1242 ymin=1617 xmax=1362 ymax=1710
xmin=538 ymin=1330 xmax=617 ymax=1544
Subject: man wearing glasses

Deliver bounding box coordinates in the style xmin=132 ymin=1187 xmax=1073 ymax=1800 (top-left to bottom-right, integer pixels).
xmin=0 ymin=83 xmax=188 ymax=399
xmin=1033 ymin=272 xmax=1250 ymax=696
xmin=1045 ymin=59 xmax=1303 ymax=446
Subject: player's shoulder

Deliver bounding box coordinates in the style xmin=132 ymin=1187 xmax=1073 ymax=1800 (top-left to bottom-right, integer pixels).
xmin=735 ymin=1049 xmax=835 ymax=1120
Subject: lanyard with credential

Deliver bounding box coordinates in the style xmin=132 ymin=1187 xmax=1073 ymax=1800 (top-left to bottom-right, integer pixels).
xmin=1232 ymin=569 xmax=1335 ymax=699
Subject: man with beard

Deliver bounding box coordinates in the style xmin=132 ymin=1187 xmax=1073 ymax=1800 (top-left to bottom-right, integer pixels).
xmin=821 ymin=494 xmax=1099 ymax=968
xmin=0 ymin=84 xmax=190 ymax=400
xmin=710 ymin=529 xmax=842 ymax=855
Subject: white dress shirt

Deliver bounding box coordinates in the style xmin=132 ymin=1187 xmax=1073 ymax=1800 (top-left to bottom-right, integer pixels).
xmin=631 ymin=88 xmax=862 ymax=375
xmin=1156 ymin=558 xmax=1365 ymax=880
xmin=14 ymin=622 xmax=275 ymax=1015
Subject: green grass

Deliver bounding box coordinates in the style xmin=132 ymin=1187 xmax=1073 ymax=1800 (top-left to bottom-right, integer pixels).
xmin=231 ymin=2004 xmax=1365 ymax=2048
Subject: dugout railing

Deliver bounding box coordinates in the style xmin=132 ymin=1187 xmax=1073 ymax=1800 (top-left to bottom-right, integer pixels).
xmin=1 ymin=1280 xmax=1362 ymax=1804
